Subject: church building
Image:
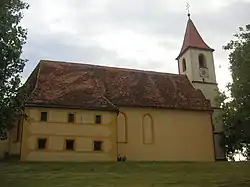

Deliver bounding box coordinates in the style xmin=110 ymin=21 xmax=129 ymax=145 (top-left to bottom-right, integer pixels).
xmin=2 ymin=15 xmax=225 ymax=161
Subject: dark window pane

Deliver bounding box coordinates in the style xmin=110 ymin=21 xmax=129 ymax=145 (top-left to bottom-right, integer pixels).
xmin=94 ymin=141 xmax=103 ymax=151
xmin=95 ymin=115 xmax=102 ymax=124
xmin=199 ymin=54 xmax=207 ymax=68
xmin=68 ymin=113 xmax=75 ymax=123
xmin=66 ymin=140 xmax=74 ymax=150
xmin=182 ymin=58 xmax=187 ymax=72
xmin=40 ymin=112 xmax=47 ymax=121
xmin=38 ymin=138 xmax=47 ymax=149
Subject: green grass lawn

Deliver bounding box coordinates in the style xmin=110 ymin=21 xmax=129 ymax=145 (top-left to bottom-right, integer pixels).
xmin=1 ymin=160 xmax=250 ymax=187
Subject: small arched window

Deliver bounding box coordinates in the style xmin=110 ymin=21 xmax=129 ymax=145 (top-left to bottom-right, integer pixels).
xmin=198 ymin=54 xmax=207 ymax=68
xmin=182 ymin=58 xmax=187 ymax=72
xmin=142 ymin=114 xmax=154 ymax=144
xmin=117 ymin=112 xmax=127 ymax=143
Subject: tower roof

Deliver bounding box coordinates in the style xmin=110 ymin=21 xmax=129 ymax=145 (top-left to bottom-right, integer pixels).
xmin=176 ymin=17 xmax=214 ymax=60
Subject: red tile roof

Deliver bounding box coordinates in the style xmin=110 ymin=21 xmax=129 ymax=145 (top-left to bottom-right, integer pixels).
xmin=176 ymin=18 xmax=214 ymax=59
xmin=24 ymin=60 xmax=212 ymax=111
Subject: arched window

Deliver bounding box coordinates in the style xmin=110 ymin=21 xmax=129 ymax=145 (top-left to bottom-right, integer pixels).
xmin=182 ymin=58 xmax=187 ymax=72
xmin=117 ymin=112 xmax=127 ymax=143
xmin=198 ymin=54 xmax=207 ymax=68
xmin=142 ymin=114 xmax=154 ymax=144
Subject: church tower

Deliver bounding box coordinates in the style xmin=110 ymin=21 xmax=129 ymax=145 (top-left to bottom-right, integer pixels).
xmin=176 ymin=15 xmax=225 ymax=160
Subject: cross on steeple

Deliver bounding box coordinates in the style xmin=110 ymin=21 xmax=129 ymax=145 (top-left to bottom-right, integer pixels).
xmin=176 ymin=12 xmax=214 ymax=60
xmin=186 ymin=3 xmax=191 ymax=18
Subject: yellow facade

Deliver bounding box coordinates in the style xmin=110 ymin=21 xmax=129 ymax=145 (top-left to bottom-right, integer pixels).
xmin=117 ymin=107 xmax=215 ymax=162
xmin=20 ymin=107 xmax=117 ymax=162
xmin=16 ymin=106 xmax=215 ymax=162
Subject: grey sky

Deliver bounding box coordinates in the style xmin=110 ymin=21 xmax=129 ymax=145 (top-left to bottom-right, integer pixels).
xmin=21 ymin=0 xmax=250 ymax=91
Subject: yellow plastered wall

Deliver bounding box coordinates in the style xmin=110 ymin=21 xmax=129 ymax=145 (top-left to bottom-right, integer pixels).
xmin=117 ymin=107 xmax=215 ymax=162
xmin=9 ymin=121 xmax=22 ymax=155
xmin=21 ymin=107 xmax=117 ymax=162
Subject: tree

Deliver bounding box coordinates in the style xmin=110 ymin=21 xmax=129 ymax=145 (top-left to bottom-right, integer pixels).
xmin=0 ymin=0 xmax=29 ymax=139
xmin=220 ymin=24 xmax=250 ymax=160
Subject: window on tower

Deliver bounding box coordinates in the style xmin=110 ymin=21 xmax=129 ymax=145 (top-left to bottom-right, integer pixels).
xmin=198 ymin=54 xmax=207 ymax=68
xmin=182 ymin=58 xmax=187 ymax=72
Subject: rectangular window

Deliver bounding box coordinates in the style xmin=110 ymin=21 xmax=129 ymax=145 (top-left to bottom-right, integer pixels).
xmin=65 ymin=140 xmax=75 ymax=150
xmin=38 ymin=138 xmax=47 ymax=149
xmin=40 ymin=112 xmax=47 ymax=122
xmin=93 ymin=141 xmax=103 ymax=151
xmin=95 ymin=115 xmax=102 ymax=124
xmin=68 ymin=113 xmax=75 ymax=123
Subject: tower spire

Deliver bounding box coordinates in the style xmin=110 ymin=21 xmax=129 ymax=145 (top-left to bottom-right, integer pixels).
xmin=176 ymin=16 xmax=214 ymax=60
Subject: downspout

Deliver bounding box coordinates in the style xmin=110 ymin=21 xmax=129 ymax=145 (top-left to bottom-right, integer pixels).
xmin=116 ymin=109 xmax=120 ymax=162
xmin=18 ymin=62 xmax=42 ymax=160
xmin=210 ymin=111 xmax=216 ymax=161
xmin=102 ymin=95 xmax=119 ymax=161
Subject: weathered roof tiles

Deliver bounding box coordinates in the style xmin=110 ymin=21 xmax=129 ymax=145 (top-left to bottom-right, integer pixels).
xmin=24 ymin=60 xmax=212 ymax=111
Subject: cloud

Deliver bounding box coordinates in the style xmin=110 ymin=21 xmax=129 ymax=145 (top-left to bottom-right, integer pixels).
xmin=21 ymin=34 xmax=144 ymax=78
xmin=20 ymin=0 xmax=250 ymax=91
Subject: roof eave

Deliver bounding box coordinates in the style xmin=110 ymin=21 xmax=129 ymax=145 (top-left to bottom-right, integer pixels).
xmin=114 ymin=104 xmax=213 ymax=112
xmin=175 ymin=46 xmax=215 ymax=60
xmin=25 ymin=102 xmax=212 ymax=112
xmin=25 ymin=103 xmax=118 ymax=112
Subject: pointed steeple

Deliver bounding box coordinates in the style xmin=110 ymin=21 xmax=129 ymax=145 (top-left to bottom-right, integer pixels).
xmin=176 ymin=17 xmax=214 ymax=60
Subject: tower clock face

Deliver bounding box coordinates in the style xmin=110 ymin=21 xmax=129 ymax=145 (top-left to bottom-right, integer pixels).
xmin=199 ymin=68 xmax=209 ymax=78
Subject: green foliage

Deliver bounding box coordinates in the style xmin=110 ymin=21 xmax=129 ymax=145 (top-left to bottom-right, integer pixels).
xmin=220 ymin=24 xmax=250 ymax=160
xmin=0 ymin=0 xmax=29 ymax=139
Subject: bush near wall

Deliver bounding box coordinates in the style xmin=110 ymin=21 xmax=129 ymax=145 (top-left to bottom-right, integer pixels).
xmin=0 ymin=139 xmax=9 ymax=159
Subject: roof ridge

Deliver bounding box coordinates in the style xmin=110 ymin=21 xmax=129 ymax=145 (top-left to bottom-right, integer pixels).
xmin=40 ymin=59 xmax=183 ymax=77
